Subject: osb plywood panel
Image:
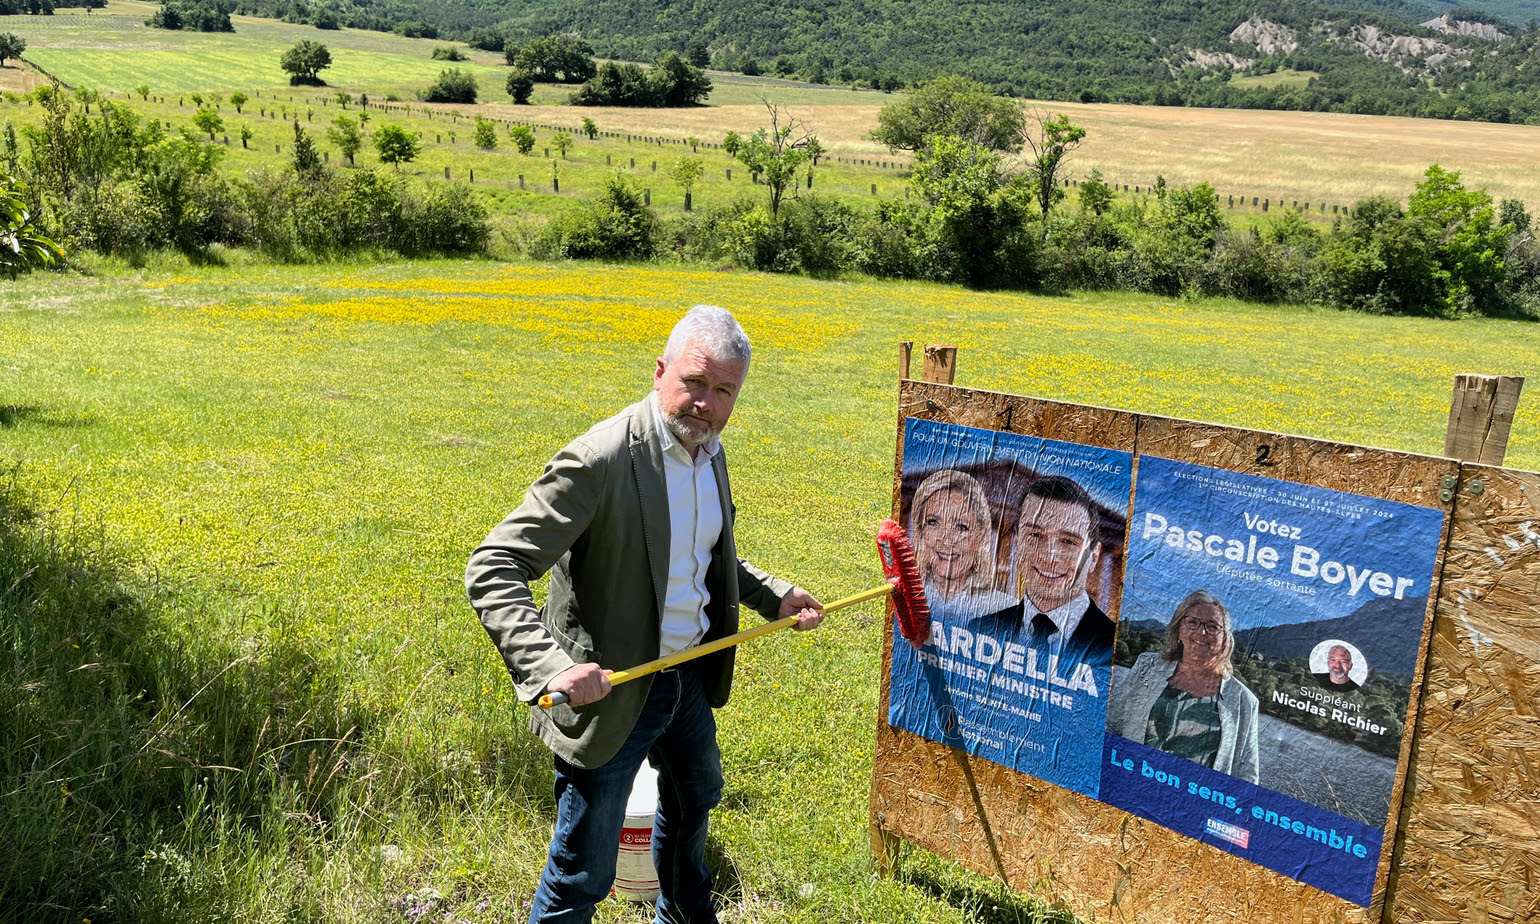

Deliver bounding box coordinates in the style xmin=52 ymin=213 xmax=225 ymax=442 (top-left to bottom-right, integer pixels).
xmin=872 ymin=383 xmax=1459 ymax=924
xmin=1386 ymin=465 xmax=1540 ymax=924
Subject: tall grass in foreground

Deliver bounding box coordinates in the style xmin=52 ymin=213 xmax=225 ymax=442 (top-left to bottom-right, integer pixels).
xmin=0 ymin=473 xmax=559 ymax=922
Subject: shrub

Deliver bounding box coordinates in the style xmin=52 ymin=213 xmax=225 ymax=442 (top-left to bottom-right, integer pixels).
xmin=431 ymin=46 xmax=467 ymax=62
xmin=535 ymin=175 xmax=657 ymax=260
xmin=1316 ymin=197 xmax=1441 ymax=314
xmin=723 ymin=196 xmax=860 ymax=276
xmin=396 ymin=182 xmax=489 ymax=256
xmin=422 ymin=69 xmax=477 ymax=104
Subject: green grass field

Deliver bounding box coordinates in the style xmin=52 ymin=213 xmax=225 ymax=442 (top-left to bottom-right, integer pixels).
xmin=1229 ymin=69 xmax=1320 ymax=90
xmin=14 ymin=2 xmax=511 ymax=94
xmin=3 ymin=258 xmax=1537 ymax=921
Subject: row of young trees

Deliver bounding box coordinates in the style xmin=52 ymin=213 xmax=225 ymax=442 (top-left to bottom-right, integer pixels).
xmin=11 ymin=86 xmax=485 ymax=261
xmin=15 ymin=79 xmax=1537 ymax=318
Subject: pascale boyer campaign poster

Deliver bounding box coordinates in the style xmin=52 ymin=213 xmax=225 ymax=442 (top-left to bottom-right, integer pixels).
xmin=887 ymin=419 xmax=1133 ymax=798
xmin=1099 ymin=455 xmax=1445 ymax=906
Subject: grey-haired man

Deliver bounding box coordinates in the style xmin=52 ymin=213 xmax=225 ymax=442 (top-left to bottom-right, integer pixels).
xmin=467 ymin=305 xmax=823 ymax=923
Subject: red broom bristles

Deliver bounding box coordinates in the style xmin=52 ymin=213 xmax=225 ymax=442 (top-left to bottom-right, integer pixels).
xmin=876 ymin=519 xmax=930 ymax=648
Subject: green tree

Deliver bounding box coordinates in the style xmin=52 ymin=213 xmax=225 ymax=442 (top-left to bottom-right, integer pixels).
xmin=1022 ymin=110 xmax=1086 ymax=230
xmin=580 ymin=116 xmax=597 ymax=139
xmin=135 ymin=83 xmax=151 ymax=101
xmin=728 ymin=103 xmax=820 ymax=217
xmin=291 ymin=120 xmax=322 ymax=176
xmin=191 ymin=106 xmax=223 ymax=140
xmin=229 ymin=91 xmax=247 ymax=113
xmin=239 ymin=123 xmax=253 ymax=149
xmin=328 ymin=114 xmax=364 ymax=164
xmin=515 ymin=35 xmax=596 ymax=83
xmin=553 ymin=131 xmax=573 ymax=158
xmin=669 ymin=154 xmax=703 ymax=209
xmin=423 ymin=69 xmax=477 ymax=104
xmin=687 ymin=38 xmax=710 ymax=69
xmin=910 ymin=134 xmax=1030 ymax=283
xmin=505 ymin=67 xmax=534 ymax=104
xmin=0 ymin=172 xmax=63 ymax=276
xmin=871 ymin=76 xmax=1025 ymax=153
xmin=371 ymin=122 xmax=420 ymax=168
xmin=473 ymin=117 xmax=497 ymax=150
xmin=669 ymin=155 xmax=703 ymax=195
xmin=0 ymin=33 xmax=25 ymax=68
xmin=651 ymin=51 xmax=712 ymax=106
xmin=1407 ymin=164 xmax=1510 ymax=313
xmin=1079 ymin=168 xmax=1113 ymax=216
xmin=509 ymin=123 xmax=535 ymax=155
xmin=280 ymin=41 xmax=332 ymax=85
xmin=334 ymin=91 xmax=352 ymax=109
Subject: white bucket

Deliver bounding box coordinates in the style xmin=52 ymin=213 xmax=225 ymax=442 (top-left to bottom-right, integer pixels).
xmin=612 ymin=760 xmax=660 ymax=902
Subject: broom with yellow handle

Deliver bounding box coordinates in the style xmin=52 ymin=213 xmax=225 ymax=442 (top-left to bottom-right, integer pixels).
xmin=539 ymin=520 xmax=931 ymax=709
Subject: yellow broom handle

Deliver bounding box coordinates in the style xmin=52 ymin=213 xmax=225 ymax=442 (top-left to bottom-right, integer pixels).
xmin=538 ymin=583 xmax=895 ymax=709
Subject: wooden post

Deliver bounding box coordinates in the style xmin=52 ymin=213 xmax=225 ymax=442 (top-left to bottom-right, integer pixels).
xmin=871 ymin=813 xmax=900 ymax=879
xmin=898 ymin=341 xmax=913 ymax=380
xmin=921 ymin=344 xmax=957 ymax=385
xmin=1443 ymin=374 xmax=1524 ymax=465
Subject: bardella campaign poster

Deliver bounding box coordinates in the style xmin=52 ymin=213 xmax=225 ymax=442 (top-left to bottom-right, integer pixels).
xmin=887 ymin=419 xmax=1132 ymax=797
xmin=1099 ymin=455 xmax=1444 ymax=906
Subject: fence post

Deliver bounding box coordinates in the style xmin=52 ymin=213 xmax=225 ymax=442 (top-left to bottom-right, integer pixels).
xmin=519 ymin=175 xmax=525 ymax=189
xmin=921 ymin=344 xmax=957 ymax=385
xmin=1444 ymin=375 xmax=1525 ymax=465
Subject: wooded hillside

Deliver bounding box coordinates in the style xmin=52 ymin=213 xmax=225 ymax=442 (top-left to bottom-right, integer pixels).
xmin=133 ymin=0 xmax=1540 ymax=123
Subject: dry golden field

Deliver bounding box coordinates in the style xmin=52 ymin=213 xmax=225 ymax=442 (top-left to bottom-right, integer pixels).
xmin=496 ymin=99 xmax=1540 ymax=209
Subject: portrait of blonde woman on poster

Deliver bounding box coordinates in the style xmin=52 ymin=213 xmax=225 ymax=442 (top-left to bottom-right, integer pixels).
xmin=1106 ymin=590 xmax=1260 ymax=783
xmin=909 ymin=469 xmax=1016 ymax=622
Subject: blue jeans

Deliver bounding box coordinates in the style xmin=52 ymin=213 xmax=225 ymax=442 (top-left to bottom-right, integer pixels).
xmin=529 ymin=665 xmax=724 ymax=924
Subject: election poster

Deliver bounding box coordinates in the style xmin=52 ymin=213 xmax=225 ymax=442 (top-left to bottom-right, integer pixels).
xmin=1098 ymin=455 xmax=1445 ymax=906
xmin=887 ymin=418 xmax=1133 ymax=797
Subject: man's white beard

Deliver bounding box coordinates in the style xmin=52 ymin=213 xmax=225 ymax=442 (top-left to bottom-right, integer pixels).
xmin=665 ymin=411 xmax=718 ymax=449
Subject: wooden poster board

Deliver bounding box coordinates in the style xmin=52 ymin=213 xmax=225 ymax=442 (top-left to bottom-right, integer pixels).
xmin=869 ymin=379 xmax=1461 ymax=924
xmin=1385 ymin=463 xmax=1540 ymax=924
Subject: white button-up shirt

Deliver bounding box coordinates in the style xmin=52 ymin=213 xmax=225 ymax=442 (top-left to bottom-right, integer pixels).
xmin=649 ymin=393 xmax=724 ymax=657
xmin=1030 ymin=591 xmax=1092 ymax=652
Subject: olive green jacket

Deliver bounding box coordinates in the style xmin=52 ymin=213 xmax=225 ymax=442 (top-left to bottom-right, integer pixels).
xmin=466 ymin=399 xmax=793 ymax=769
